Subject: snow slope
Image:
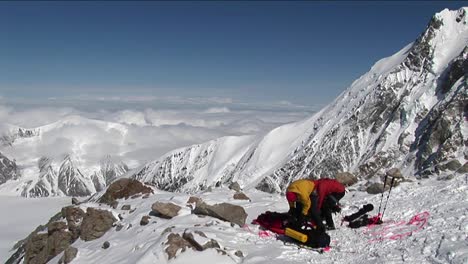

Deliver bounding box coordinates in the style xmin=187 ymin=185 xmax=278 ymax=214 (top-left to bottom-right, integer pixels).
xmin=7 ymin=172 xmax=466 ymax=263
xmin=131 ymin=7 xmax=468 ymax=193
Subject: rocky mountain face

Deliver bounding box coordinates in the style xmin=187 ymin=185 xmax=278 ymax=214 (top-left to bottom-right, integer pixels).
xmin=21 ymin=155 xmax=129 ymax=198
xmin=0 ymin=128 xmax=40 ymax=147
xmin=131 ymin=8 xmax=468 ymax=193
xmin=0 ymin=152 xmax=18 ymax=185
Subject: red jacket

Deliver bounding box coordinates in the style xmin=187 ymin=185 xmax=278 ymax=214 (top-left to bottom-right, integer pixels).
xmin=314 ymin=178 xmax=345 ymax=210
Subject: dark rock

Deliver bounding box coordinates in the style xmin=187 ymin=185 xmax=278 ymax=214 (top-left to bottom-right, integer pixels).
xmin=165 ymin=233 xmax=193 ymax=260
xmin=71 ymin=197 xmax=80 ymax=205
xmin=121 ymin=205 xmax=131 ymax=210
xmin=457 ymin=162 xmax=468 ymax=173
xmin=187 ymin=196 xmax=203 ymax=206
xmin=151 ymin=202 xmax=181 ymax=219
xmin=24 ymin=233 xmax=48 ymax=264
xmin=182 ymin=231 xmax=220 ymax=251
xmin=61 ymin=206 xmax=85 ymax=240
xmin=5 ymin=211 xmax=65 ymax=264
xmin=443 ymin=160 xmax=462 ymax=171
xmin=58 ymin=246 xmax=78 ymax=264
xmin=235 ymin=250 xmax=244 ymax=257
xmin=115 ymin=224 xmax=124 ymax=232
xmin=233 ymin=192 xmax=250 ymax=201
xmin=140 ymin=216 xmax=151 ymax=226
xmin=110 ymin=201 xmax=119 ymax=209
xmin=437 ymin=174 xmax=455 ymax=181
xmin=366 ymin=183 xmax=388 ymax=194
xmin=47 ymin=228 xmax=72 ymax=259
xmin=193 ymin=202 xmax=247 ymax=226
xmin=47 ymin=221 xmax=67 ymax=235
xmin=335 ymin=172 xmax=358 ymax=186
xmin=102 ymin=241 xmax=110 ymax=249
xmin=98 ymin=178 xmax=153 ymax=205
xmin=228 ymin=182 xmax=242 ymax=192
xmin=80 ymin=207 xmax=117 ymax=241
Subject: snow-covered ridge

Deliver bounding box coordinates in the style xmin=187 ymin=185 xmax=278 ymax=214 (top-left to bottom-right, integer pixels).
xmin=130 ymin=7 xmax=468 ymax=193
xmin=0 ymin=117 xmax=131 ymax=197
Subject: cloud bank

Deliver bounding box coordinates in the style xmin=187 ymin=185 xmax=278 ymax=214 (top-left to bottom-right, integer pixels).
xmin=0 ymin=97 xmax=316 ymax=171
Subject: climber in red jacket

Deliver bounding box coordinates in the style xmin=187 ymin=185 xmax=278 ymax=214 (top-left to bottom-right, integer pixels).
xmin=314 ymin=178 xmax=346 ymax=230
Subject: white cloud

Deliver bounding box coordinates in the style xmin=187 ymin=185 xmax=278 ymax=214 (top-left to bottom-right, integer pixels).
xmin=203 ymin=107 xmax=231 ymax=114
xmin=0 ymin=97 xmax=316 ymax=172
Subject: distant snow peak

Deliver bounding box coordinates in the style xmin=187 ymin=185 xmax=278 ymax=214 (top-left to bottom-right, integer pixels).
xmin=20 ymin=154 xmax=129 ymax=198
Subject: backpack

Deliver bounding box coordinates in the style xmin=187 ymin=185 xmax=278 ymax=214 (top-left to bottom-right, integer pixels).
xmin=286 ymin=221 xmax=331 ymax=248
xmin=252 ymin=211 xmax=289 ymax=234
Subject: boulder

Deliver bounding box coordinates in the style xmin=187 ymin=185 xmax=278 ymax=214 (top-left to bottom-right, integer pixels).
xmin=121 ymin=205 xmax=131 ymax=210
xmin=47 ymin=222 xmax=73 ymax=258
xmin=140 ymin=216 xmax=151 ymax=226
xmin=335 ymin=172 xmax=358 ymax=186
xmin=182 ymin=231 xmax=220 ymax=251
xmin=71 ymin=197 xmax=80 ymax=205
xmin=58 ymin=246 xmax=78 ymax=264
xmin=102 ymin=241 xmax=110 ymax=249
xmin=98 ymin=178 xmax=153 ymax=205
xmin=165 ymin=233 xmax=193 ymax=260
xmin=193 ymin=202 xmax=247 ymax=226
xmin=457 ymin=162 xmax=468 ymax=173
xmin=187 ymin=196 xmax=203 ymax=206
xmin=80 ymin=208 xmax=117 ymax=241
xmin=441 ymin=160 xmax=462 ymax=171
xmin=228 ymin=182 xmax=242 ymax=192
xmin=24 ymin=233 xmax=48 ymax=264
xmin=386 ymin=168 xmax=403 ymax=178
xmin=233 ymin=192 xmax=250 ymax=201
xmin=164 ymin=231 xmax=224 ymax=260
xmin=151 ymin=202 xmax=181 ymax=219
xmin=61 ymin=206 xmax=85 ymax=240
xmin=366 ymin=183 xmax=388 ymax=194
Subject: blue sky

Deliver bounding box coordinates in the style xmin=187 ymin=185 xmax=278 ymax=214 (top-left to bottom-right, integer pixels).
xmin=1 ymin=1 xmax=466 ymax=107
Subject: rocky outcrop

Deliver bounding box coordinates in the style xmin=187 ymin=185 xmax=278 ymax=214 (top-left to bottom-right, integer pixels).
xmin=58 ymin=246 xmax=78 ymax=264
xmin=151 ymin=202 xmax=181 ymax=219
xmin=62 ymin=206 xmax=86 ymax=240
xmin=18 ymin=220 xmax=73 ymax=264
xmin=193 ymin=202 xmax=247 ymax=226
xmin=47 ymin=222 xmax=73 ymax=258
xmin=164 ymin=231 xmax=231 ymax=260
xmin=98 ymin=178 xmax=153 ymax=205
xmin=0 ymin=152 xmax=18 ymax=185
xmin=165 ymin=233 xmax=193 ymax=260
xmin=228 ymin=182 xmax=242 ymax=192
xmin=233 ymin=192 xmax=250 ymax=201
xmin=140 ymin=216 xmax=151 ymax=226
xmin=80 ymin=208 xmax=117 ymax=241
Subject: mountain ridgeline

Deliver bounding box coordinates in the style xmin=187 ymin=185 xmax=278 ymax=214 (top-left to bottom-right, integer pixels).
xmin=0 ymin=8 xmax=466 ymax=197
xmin=132 ymin=8 xmax=468 ymax=193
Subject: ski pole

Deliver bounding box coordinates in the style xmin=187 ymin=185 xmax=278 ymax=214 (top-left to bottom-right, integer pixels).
xmin=380 ymin=177 xmax=395 ymax=221
xmin=377 ymin=174 xmax=388 ymax=215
